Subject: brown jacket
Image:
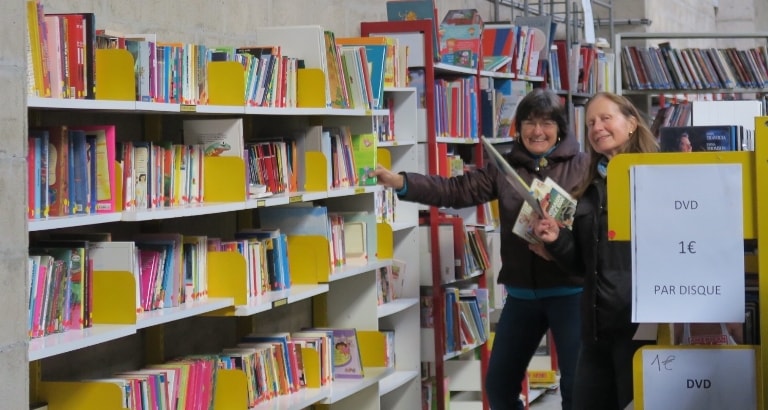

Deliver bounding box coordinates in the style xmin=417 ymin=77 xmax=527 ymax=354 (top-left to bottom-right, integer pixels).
xmin=401 ymin=134 xmax=588 ymax=289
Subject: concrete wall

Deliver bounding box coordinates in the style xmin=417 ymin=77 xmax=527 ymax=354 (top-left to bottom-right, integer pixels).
xmin=8 ymin=1 xmax=767 ymax=409
xmin=3 ymin=0 xmax=31 ymax=409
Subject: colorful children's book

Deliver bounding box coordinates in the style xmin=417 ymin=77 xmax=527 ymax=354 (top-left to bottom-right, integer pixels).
xmin=350 ymin=133 xmax=377 ymax=186
xmin=329 ymin=328 xmax=364 ymax=379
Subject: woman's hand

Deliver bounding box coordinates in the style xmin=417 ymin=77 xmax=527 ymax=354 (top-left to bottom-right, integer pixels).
xmin=532 ymin=212 xmax=561 ymax=244
xmin=370 ymin=164 xmax=404 ymax=190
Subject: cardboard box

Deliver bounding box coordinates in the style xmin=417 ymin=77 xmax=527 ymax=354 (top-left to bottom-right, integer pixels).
xmin=438 ymin=9 xmax=483 ymax=68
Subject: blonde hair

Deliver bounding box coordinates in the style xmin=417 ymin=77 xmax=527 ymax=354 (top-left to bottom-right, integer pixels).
xmin=574 ymin=92 xmax=658 ymax=198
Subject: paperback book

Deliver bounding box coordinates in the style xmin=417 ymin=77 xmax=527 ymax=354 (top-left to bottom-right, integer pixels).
xmin=512 ymin=177 xmax=577 ymax=244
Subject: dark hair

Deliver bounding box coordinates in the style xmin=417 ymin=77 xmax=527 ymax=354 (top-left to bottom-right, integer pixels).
xmin=514 ymin=88 xmax=568 ymax=142
xmin=574 ymin=92 xmax=658 ymax=197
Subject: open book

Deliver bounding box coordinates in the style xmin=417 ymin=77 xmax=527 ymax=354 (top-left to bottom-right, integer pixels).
xmin=512 ymin=177 xmax=577 ymax=244
xmin=480 ymin=136 xmax=543 ymax=216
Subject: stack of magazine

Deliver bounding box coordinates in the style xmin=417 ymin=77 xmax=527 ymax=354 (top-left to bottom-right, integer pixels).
xmin=480 ymin=137 xmax=577 ymax=244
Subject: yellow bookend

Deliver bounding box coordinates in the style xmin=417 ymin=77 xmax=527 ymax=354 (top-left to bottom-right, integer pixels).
xmin=287 ymin=235 xmax=330 ymax=283
xmin=207 ymin=61 xmax=246 ymax=106
xmin=304 ymin=151 xmax=328 ymax=192
xmin=297 ymin=68 xmax=327 ymax=108
xmin=203 ymin=156 xmax=246 ymax=203
xmin=213 ymin=369 xmax=249 ymax=410
xmin=377 ymin=223 xmax=393 ymax=260
xmin=40 ymin=381 xmax=126 ymax=410
xmin=207 ymin=251 xmax=249 ymax=305
xmin=356 ymin=330 xmax=387 ymax=367
xmin=92 ymin=270 xmax=137 ymax=324
xmin=377 ymin=148 xmax=391 ymax=170
xmin=301 ymin=347 xmax=322 ymax=388
xmin=95 ymin=49 xmax=136 ymax=101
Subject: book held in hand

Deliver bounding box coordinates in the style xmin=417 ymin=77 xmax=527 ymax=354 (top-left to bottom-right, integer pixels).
xmin=512 ymin=177 xmax=577 ymax=244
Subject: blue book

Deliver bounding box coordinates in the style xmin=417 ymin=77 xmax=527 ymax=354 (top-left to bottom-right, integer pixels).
xmin=68 ymin=129 xmax=89 ymax=214
xmin=363 ymin=45 xmax=386 ymax=109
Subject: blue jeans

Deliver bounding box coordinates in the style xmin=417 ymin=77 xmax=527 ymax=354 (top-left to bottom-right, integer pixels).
xmin=485 ymin=293 xmax=581 ymax=410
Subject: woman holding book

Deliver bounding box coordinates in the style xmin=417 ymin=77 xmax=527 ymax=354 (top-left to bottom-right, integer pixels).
xmin=532 ymin=92 xmax=658 ymax=410
xmin=373 ymin=88 xmax=588 ymax=410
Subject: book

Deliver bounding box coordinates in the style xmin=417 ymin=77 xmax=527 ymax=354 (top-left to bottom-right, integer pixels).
xmin=385 ymin=0 xmax=440 ymax=61
xmin=512 ymin=177 xmax=577 ymax=244
xmin=658 ymin=125 xmax=741 ymax=152
xmin=480 ymin=136 xmax=543 ymax=216
xmin=329 ymin=328 xmax=364 ymax=379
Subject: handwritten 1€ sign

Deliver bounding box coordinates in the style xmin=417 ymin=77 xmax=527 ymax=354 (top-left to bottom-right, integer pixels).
xmin=635 ymin=346 xmax=757 ymax=410
xmin=630 ymin=164 xmax=744 ymax=323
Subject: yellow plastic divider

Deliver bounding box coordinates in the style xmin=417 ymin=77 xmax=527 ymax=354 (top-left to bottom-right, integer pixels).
xmin=40 ymin=381 xmax=126 ymax=410
xmin=377 ymin=148 xmax=392 ymax=170
xmin=376 ymin=223 xmax=393 ymax=260
xmin=95 ymin=49 xmax=135 ymax=101
xmin=287 ymin=235 xmax=330 ymax=283
xmin=207 ymin=61 xmax=246 ymax=106
xmin=297 ymin=68 xmax=327 ymax=108
xmin=204 ymin=157 xmax=246 ymax=203
xmin=304 ymin=151 xmax=328 ymax=192
xmin=607 ymin=152 xmax=755 ymax=241
xmin=92 ymin=271 xmax=137 ymax=324
xmin=207 ymin=251 xmax=249 ymax=306
xmin=213 ymin=369 xmax=249 ymax=410
xmin=356 ymin=330 xmax=387 ymax=367
xmin=301 ymin=347 xmax=322 ymax=388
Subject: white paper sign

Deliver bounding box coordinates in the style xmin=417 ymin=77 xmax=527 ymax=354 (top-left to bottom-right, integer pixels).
xmin=640 ymin=347 xmax=756 ymax=410
xmin=630 ymin=164 xmax=743 ymax=323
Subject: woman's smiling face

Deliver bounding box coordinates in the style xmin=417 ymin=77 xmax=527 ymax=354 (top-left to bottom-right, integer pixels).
xmin=519 ymin=117 xmax=558 ymax=156
xmin=585 ymin=95 xmax=637 ymax=159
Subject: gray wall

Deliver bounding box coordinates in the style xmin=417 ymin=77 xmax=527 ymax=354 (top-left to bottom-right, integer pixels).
xmin=7 ymin=1 xmax=766 ymax=409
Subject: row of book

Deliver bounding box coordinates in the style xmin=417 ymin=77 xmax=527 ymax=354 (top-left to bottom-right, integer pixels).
xmin=27 ymin=232 xmax=218 ymax=339
xmin=26 ymin=1 xmax=410 ymax=109
xmin=549 ymin=41 xmax=615 ymax=94
xmin=26 ymin=116 xmax=388 ymax=219
xmin=434 ymin=77 xmax=478 ymax=139
xmin=421 ymin=286 xmax=490 ymax=354
xmin=418 ymin=215 xmax=492 ymax=284
xmin=27 ymin=200 xmax=412 ymax=340
xmin=479 ymin=77 xmax=531 ymax=140
xmin=43 ymin=327 xmax=395 ymax=409
xmin=621 ymin=44 xmax=768 ymax=91
xmin=258 ymin=205 xmax=379 ymax=274
xmin=481 ymin=16 xmax=556 ymax=78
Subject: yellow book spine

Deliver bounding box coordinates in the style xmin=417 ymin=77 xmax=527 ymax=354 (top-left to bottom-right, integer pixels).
xmin=26 ymin=1 xmax=47 ymax=97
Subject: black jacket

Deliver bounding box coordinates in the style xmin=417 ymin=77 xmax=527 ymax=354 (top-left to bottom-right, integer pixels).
xmin=545 ymin=177 xmax=637 ymax=341
xmin=400 ymin=134 xmax=588 ymax=290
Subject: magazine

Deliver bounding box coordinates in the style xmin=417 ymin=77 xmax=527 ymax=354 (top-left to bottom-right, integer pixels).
xmin=480 ymin=136 xmax=543 ymax=216
xmin=512 ymin=177 xmax=577 ymax=244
